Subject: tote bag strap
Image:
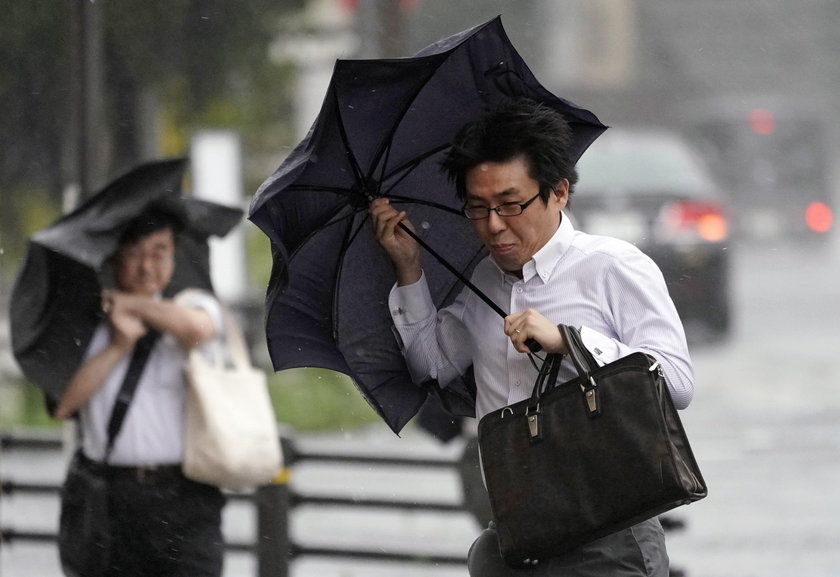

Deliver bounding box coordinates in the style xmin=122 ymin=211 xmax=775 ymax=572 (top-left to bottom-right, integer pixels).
xmin=174 ymin=288 xmax=253 ymax=370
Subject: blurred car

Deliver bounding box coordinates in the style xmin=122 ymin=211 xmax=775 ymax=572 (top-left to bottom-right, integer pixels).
xmin=680 ymin=95 xmax=835 ymax=243
xmin=570 ymin=127 xmax=731 ymax=338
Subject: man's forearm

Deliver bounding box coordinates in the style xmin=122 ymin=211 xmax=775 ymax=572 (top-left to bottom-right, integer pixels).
xmin=54 ymin=344 xmax=127 ymax=419
xmin=117 ymin=295 xmax=215 ymax=348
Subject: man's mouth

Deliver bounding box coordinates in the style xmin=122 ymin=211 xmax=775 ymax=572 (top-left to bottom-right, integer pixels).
xmin=490 ymin=243 xmax=515 ymax=255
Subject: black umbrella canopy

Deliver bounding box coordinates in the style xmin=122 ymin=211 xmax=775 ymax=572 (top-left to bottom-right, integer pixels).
xmin=249 ymin=16 xmax=607 ymax=434
xmin=10 ymin=158 xmax=243 ymax=401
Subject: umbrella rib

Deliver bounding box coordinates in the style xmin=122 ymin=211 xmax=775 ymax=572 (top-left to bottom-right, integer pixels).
xmin=331 ymin=89 xmax=367 ymax=187
xmin=383 ymin=142 xmax=450 ymax=186
xmin=284 ymin=183 xmax=356 ymax=197
xmin=331 ymin=210 xmax=370 ymax=348
xmin=386 ymin=197 xmax=463 ymax=216
xmin=366 ymin=54 xmax=452 ymax=192
xmin=377 ymin=143 xmax=452 ymax=203
xmin=282 ymin=181 xmax=462 ymax=216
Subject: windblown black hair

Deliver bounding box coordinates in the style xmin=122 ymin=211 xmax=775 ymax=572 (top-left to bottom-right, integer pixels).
xmin=441 ymin=98 xmax=579 ymax=204
xmin=117 ymin=207 xmax=184 ymax=247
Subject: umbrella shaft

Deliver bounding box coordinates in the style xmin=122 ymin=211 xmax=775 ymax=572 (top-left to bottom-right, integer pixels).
xmin=397 ymin=223 xmax=542 ymax=354
xmin=399 ymin=222 xmax=507 ymax=318
xmin=397 ymin=223 xmax=506 ymax=318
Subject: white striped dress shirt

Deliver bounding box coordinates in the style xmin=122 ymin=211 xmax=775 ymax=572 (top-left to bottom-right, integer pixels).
xmin=389 ymin=211 xmax=695 ymax=422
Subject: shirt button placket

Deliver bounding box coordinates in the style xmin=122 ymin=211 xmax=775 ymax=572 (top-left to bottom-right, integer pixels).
xmin=507 ymin=280 xmax=526 ymax=403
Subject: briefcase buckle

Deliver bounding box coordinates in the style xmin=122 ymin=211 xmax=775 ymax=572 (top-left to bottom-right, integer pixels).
xmin=526 ymin=404 xmax=541 ymax=441
xmin=581 ymin=377 xmax=601 ymax=417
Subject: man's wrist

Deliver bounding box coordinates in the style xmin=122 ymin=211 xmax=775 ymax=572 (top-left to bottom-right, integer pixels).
xmin=395 ymin=264 xmax=422 ymax=286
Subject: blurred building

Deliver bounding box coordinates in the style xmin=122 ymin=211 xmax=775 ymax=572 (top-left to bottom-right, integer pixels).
xmin=401 ymin=0 xmax=840 ymax=128
xmin=397 ymin=0 xmax=840 ymax=240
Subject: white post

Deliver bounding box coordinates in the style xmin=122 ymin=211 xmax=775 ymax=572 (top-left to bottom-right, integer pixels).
xmin=189 ymin=130 xmax=248 ymax=304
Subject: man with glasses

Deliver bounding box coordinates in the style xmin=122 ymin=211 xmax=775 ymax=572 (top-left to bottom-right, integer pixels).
xmin=370 ymin=98 xmax=694 ymax=576
xmin=53 ymin=208 xmax=227 ymax=577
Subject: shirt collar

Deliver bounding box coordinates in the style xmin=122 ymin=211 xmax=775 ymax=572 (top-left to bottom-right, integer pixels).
xmin=521 ymin=210 xmax=576 ymax=284
xmin=489 ymin=211 xmax=576 ymax=286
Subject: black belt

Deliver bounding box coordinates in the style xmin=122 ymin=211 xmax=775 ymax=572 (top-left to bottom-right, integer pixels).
xmin=78 ymin=452 xmax=183 ymax=485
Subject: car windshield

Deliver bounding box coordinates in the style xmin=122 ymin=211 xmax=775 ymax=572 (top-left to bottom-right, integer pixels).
xmin=576 ymin=132 xmax=709 ymax=194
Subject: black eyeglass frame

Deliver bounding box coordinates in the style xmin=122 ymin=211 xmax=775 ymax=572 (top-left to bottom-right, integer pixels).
xmin=462 ymin=191 xmax=543 ymax=220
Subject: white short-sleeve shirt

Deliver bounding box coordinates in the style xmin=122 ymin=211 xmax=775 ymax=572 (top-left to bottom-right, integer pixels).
xmin=80 ymin=290 xmax=224 ymax=465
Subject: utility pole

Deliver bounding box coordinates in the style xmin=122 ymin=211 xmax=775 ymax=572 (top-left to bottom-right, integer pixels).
xmin=71 ymin=0 xmax=107 ymax=203
xmin=356 ymin=0 xmax=406 ymax=58
xmin=62 ymin=0 xmax=107 ymax=461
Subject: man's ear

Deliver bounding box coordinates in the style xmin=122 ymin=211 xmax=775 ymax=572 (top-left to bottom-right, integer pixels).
xmin=553 ymin=179 xmax=570 ymax=209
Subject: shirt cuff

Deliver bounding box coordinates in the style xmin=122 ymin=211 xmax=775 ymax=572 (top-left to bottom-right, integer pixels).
xmin=579 ymin=326 xmax=624 ymax=367
xmin=388 ymin=271 xmax=435 ymax=326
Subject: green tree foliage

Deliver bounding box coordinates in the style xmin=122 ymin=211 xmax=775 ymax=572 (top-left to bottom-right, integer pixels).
xmin=101 ymin=0 xmax=303 ymax=165
xmin=0 ymin=0 xmax=304 ymax=283
xmin=0 ymin=1 xmax=73 ymax=291
xmin=0 ymin=1 xmax=72 ymax=194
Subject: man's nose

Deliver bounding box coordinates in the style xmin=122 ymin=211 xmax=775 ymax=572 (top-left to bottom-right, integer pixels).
xmin=140 ymin=256 xmax=158 ymax=273
xmin=486 ymin=210 xmax=507 ymax=232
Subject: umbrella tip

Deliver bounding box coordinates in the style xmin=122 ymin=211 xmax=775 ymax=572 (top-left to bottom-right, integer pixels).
xmin=351 ymin=177 xmax=380 ymax=206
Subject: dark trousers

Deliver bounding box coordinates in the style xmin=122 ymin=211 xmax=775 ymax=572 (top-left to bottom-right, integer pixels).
xmin=467 ymin=518 xmax=669 ymax=577
xmin=102 ymin=468 xmax=226 ymax=577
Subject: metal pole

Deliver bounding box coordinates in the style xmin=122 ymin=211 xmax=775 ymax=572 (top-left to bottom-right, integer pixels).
xmin=356 ymin=0 xmax=405 ymax=58
xmin=76 ymin=0 xmax=106 ymax=200
xmin=255 ymin=435 xmax=294 ymax=577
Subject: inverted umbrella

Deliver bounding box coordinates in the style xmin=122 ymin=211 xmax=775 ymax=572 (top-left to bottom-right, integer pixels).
xmin=248 ymin=16 xmax=606 ymax=434
xmin=10 ymin=158 xmax=243 ymax=402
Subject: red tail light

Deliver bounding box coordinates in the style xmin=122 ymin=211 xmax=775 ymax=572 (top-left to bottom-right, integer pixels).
xmin=657 ymin=200 xmax=728 ymax=243
xmin=804 ymin=202 xmax=833 ymax=234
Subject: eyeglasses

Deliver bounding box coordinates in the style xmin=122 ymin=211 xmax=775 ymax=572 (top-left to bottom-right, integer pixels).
xmin=462 ymin=192 xmax=542 ymax=220
xmin=118 ymin=248 xmax=174 ymax=267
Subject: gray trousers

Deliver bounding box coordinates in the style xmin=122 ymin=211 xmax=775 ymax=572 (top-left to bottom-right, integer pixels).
xmin=467 ymin=517 xmax=669 ymax=577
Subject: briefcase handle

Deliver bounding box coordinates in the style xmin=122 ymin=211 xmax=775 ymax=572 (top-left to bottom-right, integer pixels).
xmin=525 ymin=325 xmax=603 ymax=420
xmin=559 ymin=324 xmax=599 ymax=376
xmin=526 ymin=352 xmax=563 ymax=407
xmin=524 ymin=325 xmax=601 ymax=413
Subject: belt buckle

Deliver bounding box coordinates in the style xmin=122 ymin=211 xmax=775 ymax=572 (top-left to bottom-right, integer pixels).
xmin=135 ymin=466 xmax=157 ymax=484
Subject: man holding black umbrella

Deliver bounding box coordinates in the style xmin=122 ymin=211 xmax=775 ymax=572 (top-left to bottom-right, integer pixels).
xmin=371 ymin=98 xmax=695 ymax=576
xmin=53 ymin=208 xmax=227 ymax=577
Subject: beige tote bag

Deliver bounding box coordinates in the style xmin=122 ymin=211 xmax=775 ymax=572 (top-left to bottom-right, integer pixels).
xmin=177 ymin=289 xmax=282 ymax=490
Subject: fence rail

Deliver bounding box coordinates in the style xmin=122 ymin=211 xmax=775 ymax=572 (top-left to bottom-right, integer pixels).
xmin=1 ymin=430 xmax=686 ymax=577
xmin=1 ymin=429 xmax=478 ymax=576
